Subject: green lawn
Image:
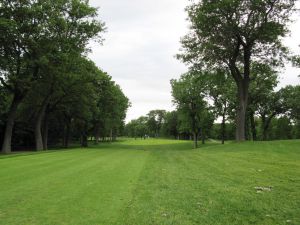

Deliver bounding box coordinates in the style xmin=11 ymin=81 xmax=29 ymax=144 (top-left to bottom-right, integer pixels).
xmin=0 ymin=139 xmax=299 ymax=225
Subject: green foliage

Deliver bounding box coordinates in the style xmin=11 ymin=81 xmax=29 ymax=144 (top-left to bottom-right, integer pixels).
xmin=279 ymin=85 xmax=300 ymax=121
xmin=147 ymin=110 xmax=166 ymax=137
xmin=178 ymin=0 xmax=295 ymax=68
xmin=0 ymin=0 xmax=130 ymax=151
xmin=160 ymin=111 xmax=179 ymax=138
xmin=178 ymin=0 xmax=297 ymax=141
xmin=125 ymin=116 xmax=149 ymax=138
xmin=171 ymin=72 xmax=214 ymax=146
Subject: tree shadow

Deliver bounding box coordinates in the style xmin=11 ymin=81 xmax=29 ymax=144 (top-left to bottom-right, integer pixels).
xmin=90 ymin=140 xmax=222 ymax=152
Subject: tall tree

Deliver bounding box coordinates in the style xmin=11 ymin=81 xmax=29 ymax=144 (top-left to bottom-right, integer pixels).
xmin=247 ymin=63 xmax=279 ymax=140
xmin=161 ymin=111 xmax=179 ymax=139
xmin=205 ymin=70 xmax=236 ymax=144
xmin=178 ymin=0 xmax=296 ymax=141
xmin=171 ymin=72 xmax=213 ymax=148
xmin=147 ymin=110 xmax=166 ymax=137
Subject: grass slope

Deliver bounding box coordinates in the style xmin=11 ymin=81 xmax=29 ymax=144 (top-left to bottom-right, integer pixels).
xmin=0 ymin=139 xmax=299 ymax=225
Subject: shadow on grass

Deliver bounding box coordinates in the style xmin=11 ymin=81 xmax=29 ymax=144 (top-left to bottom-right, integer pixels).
xmin=0 ymin=139 xmax=236 ymax=159
xmin=88 ymin=140 xmax=222 ymax=152
xmin=0 ymin=145 xmax=85 ymax=159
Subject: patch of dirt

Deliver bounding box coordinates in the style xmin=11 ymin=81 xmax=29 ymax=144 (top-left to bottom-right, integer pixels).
xmin=255 ymin=186 xmax=273 ymax=193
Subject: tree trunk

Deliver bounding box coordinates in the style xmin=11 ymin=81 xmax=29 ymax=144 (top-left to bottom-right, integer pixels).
xmin=64 ymin=123 xmax=70 ymax=148
xmin=193 ymin=132 xmax=198 ymax=149
xmin=1 ymin=95 xmax=22 ymax=154
xmin=81 ymin=134 xmax=88 ymax=147
xmin=245 ymin=115 xmax=250 ymax=140
xmin=235 ymin=81 xmax=249 ymax=141
xmin=94 ymin=126 xmax=100 ymax=144
xmin=42 ymin=113 xmax=49 ymax=150
xmin=81 ymin=122 xmax=88 ymax=147
xmin=35 ymin=103 xmax=48 ymax=151
xmin=262 ymin=127 xmax=268 ymax=141
xmin=249 ymin=110 xmax=257 ymax=141
xmin=201 ymin=130 xmax=205 ymax=144
xmin=262 ymin=113 xmax=276 ymax=141
xmin=221 ymin=113 xmax=226 ymax=144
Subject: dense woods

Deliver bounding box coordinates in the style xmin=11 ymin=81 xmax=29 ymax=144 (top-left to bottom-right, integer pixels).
xmin=0 ymin=0 xmax=129 ymax=153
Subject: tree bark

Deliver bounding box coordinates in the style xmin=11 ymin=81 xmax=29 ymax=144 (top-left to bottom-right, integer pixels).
xmin=1 ymin=95 xmax=22 ymax=154
xmin=35 ymin=109 xmax=46 ymax=151
xmin=34 ymin=98 xmax=50 ymax=151
xmin=261 ymin=113 xmax=276 ymax=141
xmin=64 ymin=122 xmax=70 ymax=148
xmin=94 ymin=125 xmax=100 ymax=144
xmin=81 ymin=134 xmax=88 ymax=147
xmin=249 ymin=110 xmax=257 ymax=141
xmin=229 ymin=43 xmax=251 ymax=142
xmin=221 ymin=112 xmax=226 ymax=144
xmin=110 ymin=129 xmax=113 ymax=142
xmin=81 ymin=122 xmax=88 ymax=147
xmin=235 ymin=80 xmax=249 ymax=141
xmin=201 ymin=129 xmax=205 ymax=144
xmin=42 ymin=113 xmax=49 ymax=150
xmin=193 ymin=132 xmax=198 ymax=149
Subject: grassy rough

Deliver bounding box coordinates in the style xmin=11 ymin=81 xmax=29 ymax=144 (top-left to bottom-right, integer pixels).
xmin=0 ymin=139 xmax=299 ymax=225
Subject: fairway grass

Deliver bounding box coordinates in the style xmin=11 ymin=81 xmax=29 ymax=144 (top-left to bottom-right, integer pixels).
xmin=0 ymin=139 xmax=299 ymax=225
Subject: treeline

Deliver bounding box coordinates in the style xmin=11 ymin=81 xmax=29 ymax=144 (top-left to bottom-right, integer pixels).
xmin=0 ymin=0 xmax=129 ymax=153
xmin=126 ymin=112 xmax=300 ymax=142
xmin=211 ymin=117 xmax=300 ymax=141
xmin=125 ymin=71 xmax=299 ymax=148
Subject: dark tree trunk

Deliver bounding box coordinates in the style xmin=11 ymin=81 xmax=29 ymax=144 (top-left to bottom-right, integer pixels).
xmin=64 ymin=123 xmax=70 ymax=148
xmin=262 ymin=128 xmax=268 ymax=141
xmin=62 ymin=115 xmax=72 ymax=148
xmin=95 ymin=134 xmax=99 ymax=143
xmin=235 ymin=80 xmax=249 ymax=141
xmin=1 ymin=95 xmax=22 ymax=153
xmin=35 ymin=100 xmax=49 ymax=151
xmin=221 ymin=112 xmax=226 ymax=144
xmin=229 ymin=44 xmax=251 ymax=142
xmin=81 ymin=122 xmax=88 ymax=147
xmin=94 ymin=126 xmax=100 ymax=144
xmin=249 ymin=110 xmax=257 ymax=141
xmin=193 ymin=131 xmax=198 ymax=149
xmin=110 ymin=129 xmax=113 ymax=142
xmin=81 ymin=134 xmax=88 ymax=147
xmin=261 ymin=115 xmax=267 ymax=140
xmin=261 ymin=113 xmax=276 ymax=141
xmin=201 ymin=129 xmax=205 ymax=144
xmin=42 ymin=113 xmax=49 ymax=150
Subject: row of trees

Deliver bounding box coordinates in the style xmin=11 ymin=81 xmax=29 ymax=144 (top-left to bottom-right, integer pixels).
xmin=177 ymin=0 xmax=299 ymax=141
xmin=125 ymin=80 xmax=299 ymax=148
xmin=0 ymin=0 xmax=129 ymax=153
xmin=125 ymin=65 xmax=299 ymax=148
xmin=171 ymin=68 xmax=299 ymax=147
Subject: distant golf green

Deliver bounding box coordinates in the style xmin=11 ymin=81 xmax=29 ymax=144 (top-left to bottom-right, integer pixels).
xmin=0 ymin=139 xmax=299 ymax=225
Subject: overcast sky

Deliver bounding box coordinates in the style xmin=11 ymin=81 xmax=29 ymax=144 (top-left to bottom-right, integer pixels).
xmin=89 ymin=0 xmax=300 ymax=122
